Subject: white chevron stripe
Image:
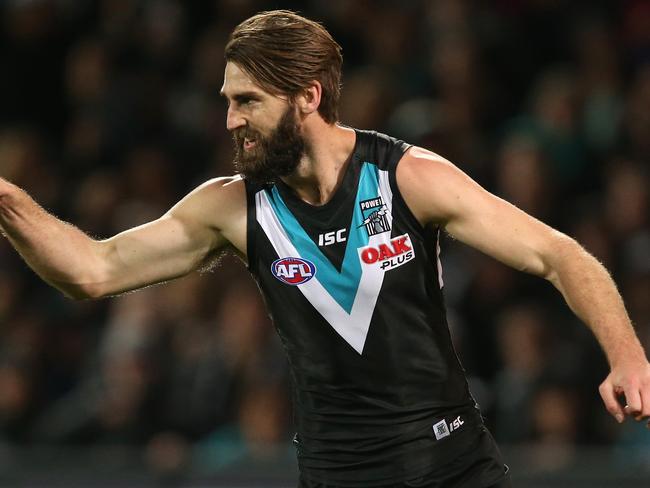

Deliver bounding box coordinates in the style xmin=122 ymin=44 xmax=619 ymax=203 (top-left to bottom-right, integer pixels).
xmin=255 ymin=169 xmax=394 ymax=354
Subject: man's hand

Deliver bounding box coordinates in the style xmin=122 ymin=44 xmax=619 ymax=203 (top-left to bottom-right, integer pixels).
xmin=599 ymin=359 xmax=650 ymax=427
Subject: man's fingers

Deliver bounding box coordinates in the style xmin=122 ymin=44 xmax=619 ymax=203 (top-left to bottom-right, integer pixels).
xmin=638 ymin=385 xmax=650 ymax=421
xmin=623 ymin=386 xmax=642 ymax=419
xmin=605 ymin=363 xmax=650 ymax=425
xmin=599 ymin=381 xmax=624 ymax=422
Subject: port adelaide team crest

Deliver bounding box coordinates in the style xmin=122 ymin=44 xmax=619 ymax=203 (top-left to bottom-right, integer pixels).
xmin=358 ymin=197 xmax=390 ymax=236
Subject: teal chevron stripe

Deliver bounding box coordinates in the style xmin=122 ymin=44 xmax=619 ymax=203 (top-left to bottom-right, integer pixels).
xmin=266 ymin=163 xmax=380 ymax=313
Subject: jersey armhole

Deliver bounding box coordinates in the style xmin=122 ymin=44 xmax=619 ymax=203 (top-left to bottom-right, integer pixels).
xmin=244 ymin=180 xmax=258 ymax=275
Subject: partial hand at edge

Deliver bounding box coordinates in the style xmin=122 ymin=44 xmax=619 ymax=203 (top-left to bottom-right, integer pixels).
xmin=599 ymin=360 xmax=650 ymax=428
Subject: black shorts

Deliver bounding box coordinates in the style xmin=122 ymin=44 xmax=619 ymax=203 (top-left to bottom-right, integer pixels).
xmin=298 ymin=427 xmax=511 ymax=488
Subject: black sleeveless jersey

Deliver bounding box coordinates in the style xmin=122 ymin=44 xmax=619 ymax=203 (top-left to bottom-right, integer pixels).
xmin=245 ymin=129 xmax=484 ymax=486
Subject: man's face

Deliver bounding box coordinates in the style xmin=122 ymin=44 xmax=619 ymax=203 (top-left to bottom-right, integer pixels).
xmin=221 ymin=62 xmax=304 ymax=183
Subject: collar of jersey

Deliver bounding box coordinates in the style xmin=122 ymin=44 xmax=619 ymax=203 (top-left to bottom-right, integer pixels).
xmin=265 ymin=162 xmax=379 ymax=313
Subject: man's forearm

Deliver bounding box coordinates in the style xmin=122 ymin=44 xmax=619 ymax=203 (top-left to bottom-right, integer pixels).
xmin=544 ymin=236 xmax=646 ymax=366
xmin=0 ymin=180 xmax=105 ymax=299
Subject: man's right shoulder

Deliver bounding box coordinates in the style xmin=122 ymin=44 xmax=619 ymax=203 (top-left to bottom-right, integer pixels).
xmin=169 ymin=175 xmax=247 ymax=226
xmin=167 ymin=175 xmax=249 ymax=254
xmin=192 ymin=175 xmax=246 ymax=204
xmin=196 ymin=174 xmax=245 ymax=194
xmin=196 ymin=174 xmax=247 ymax=210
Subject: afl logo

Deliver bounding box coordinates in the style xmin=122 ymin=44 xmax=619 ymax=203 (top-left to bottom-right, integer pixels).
xmin=271 ymin=257 xmax=316 ymax=285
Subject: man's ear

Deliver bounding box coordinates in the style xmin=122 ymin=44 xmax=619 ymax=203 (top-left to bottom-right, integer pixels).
xmin=296 ymin=81 xmax=322 ymax=115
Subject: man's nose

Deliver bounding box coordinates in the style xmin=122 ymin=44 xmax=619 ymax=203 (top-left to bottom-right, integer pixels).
xmin=226 ymin=106 xmax=246 ymax=131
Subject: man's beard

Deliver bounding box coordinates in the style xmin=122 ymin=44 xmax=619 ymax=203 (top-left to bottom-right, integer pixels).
xmin=232 ymin=106 xmax=305 ymax=184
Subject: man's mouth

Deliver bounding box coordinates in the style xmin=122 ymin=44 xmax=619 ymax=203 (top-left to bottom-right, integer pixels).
xmin=243 ymin=137 xmax=257 ymax=150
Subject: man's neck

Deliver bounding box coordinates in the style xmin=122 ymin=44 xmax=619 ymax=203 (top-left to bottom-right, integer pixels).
xmin=280 ymin=122 xmax=356 ymax=206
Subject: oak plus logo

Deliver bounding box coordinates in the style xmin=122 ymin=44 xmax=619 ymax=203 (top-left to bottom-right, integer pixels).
xmin=359 ymin=233 xmax=415 ymax=271
xmin=271 ymin=257 xmax=316 ymax=285
xmin=359 ymin=197 xmax=390 ymax=237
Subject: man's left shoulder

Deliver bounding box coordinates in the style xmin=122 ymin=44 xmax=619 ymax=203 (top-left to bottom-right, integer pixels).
xmin=396 ymin=146 xmax=457 ymax=179
xmin=395 ymin=146 xmax=474 ymax=226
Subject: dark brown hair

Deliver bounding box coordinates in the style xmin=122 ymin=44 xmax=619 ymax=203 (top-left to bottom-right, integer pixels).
xmin=225 ymin=10 xmax=342 ymax=124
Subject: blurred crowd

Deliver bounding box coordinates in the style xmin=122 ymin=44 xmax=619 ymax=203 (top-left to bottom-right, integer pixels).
xmin=0 ymin=0 xmax=649 ymax=479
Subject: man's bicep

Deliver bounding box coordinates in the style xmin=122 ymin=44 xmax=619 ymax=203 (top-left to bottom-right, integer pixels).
xmin=98 ymin=212 xmax=225 ymax=296
xmin=443 ymin=186 xmax=554 ymax=276
xmin=398 ymin=147 xmax=553 ymax=277
xmin=93 ymin=178 xmax=242 ymax=297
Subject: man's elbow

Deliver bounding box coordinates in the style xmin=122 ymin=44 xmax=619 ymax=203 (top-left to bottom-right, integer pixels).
xmin=68 ymin=242 xmax=117 ymax=299
xmin=539 ymin=232 xmax=584 ymax=284
xmin=56 ymin=282 xmax=101 ymax=301
xmin=51 ymin=274 xmax=110 ymax=300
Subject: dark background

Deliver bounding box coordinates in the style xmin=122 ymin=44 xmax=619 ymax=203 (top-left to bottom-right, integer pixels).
xmin=0 ymin=0 xmax=648 ymax=485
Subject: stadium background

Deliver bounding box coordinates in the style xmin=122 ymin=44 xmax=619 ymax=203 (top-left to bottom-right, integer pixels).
xmin=0 ymin=0 xmax=648 ymax=486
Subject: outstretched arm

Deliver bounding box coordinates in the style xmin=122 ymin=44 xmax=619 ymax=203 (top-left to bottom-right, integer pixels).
xmin=0 ymin=176 xmax=246 ymax=299
xmin=397 ymin=146 xmax=650 ymax=426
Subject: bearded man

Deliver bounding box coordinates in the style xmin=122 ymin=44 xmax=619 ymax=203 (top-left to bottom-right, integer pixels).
xmin=1 ymin=10 xmax=649 ymax=488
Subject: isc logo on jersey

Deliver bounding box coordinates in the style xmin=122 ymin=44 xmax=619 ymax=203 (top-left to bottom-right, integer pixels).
xmin=359 ymin=233 xmax=415 ymax=271
xmin=271 ymin=257 xmax=316 ymax=285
